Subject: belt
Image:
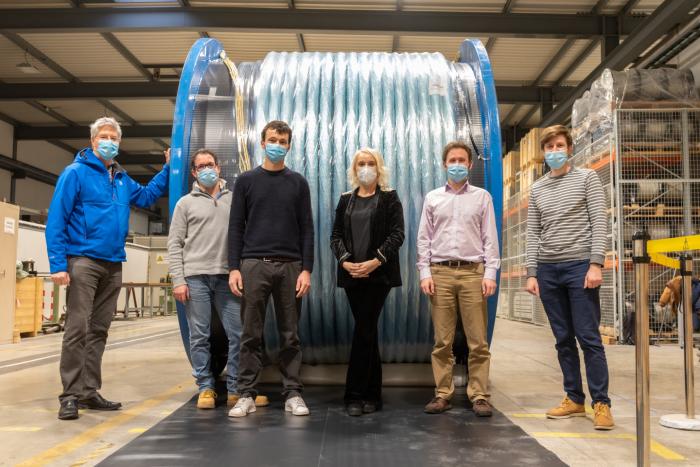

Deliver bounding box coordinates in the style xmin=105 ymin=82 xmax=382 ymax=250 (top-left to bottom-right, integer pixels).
xmin=432 ymin=260 xmax=478 ymax=268
xmin=259 ymin=257 xmax=298 ymax=263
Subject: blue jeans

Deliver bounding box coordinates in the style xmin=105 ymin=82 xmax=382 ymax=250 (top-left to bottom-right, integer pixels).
xmin=184 ymin=274 xmax=242 ymax=393
xmin=538 ymin=260 xmax=611 ymax=406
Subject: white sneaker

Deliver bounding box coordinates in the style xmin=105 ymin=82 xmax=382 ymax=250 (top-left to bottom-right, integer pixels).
xmin=285 ymin=396 xmax=310 ymax=416
xmin=228 ymin=396 xmax=256 ymax=418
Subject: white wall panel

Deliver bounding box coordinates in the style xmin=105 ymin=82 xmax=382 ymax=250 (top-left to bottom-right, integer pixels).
xmin=0 ymin=168 xmax=11 ymax=202
xmin=0 ymin=120 xmax=13 ymax=156
xmin=14 ymin=177 xmax=54 ymax=212
xmin=16 ymin=140 xmax=73 ymax=175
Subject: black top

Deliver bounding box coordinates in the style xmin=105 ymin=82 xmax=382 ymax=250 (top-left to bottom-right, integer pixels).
xmin=228 ymin=166 xmax=314 ymax=272
xmin=350 ymin=192 xmax=378 ymax=262
xmin=330 ymin=188 xmax=405 ymax=288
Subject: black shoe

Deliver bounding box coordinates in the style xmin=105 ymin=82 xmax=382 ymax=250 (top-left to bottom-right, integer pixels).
xmin=58 ymin=400 xmax=79 ymax=420
xmin=78 ymin=393 xmax=122 ymax=411
xmin=362 ymin=401 xmax=381 ymax=414
xmin=346 ymin=401 xmax=363 ymax=417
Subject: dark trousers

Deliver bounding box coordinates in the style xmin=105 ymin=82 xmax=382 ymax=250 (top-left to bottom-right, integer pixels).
xmin=344 ymin=283 xmax=391 ymax=404
xmin=538 ymin=260 xmax=611 ymax=406
xmin=238 ymin=259 xmax=303 ymax=399
xmin=59 ymin=257 xmax=122 ymax=403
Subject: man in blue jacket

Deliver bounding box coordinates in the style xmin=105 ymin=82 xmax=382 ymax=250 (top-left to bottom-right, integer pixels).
xmin=46 ymin=117 xmax=169 ymax=420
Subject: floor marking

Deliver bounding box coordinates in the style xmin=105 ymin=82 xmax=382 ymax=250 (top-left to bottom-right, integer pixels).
xmin=15 ymin=379 xmax=190 ymax=467
xmin=532 ymin=432 xmax=685 ymax=461
xmin=128 ymin=428 xmax=147 ymax=434
xmin=69 ymin=442 xmax=114 ymax=467
xmin=0 ymin=426 xmax=41 ymax=432
xmin=0 ymin=330 xmax=178 ymax=371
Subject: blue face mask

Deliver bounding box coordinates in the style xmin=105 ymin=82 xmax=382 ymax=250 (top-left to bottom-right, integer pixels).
xmin=97 ymin=139 xmax=119 ymax=160
xmin=447 ymin=163 xmax=469 ymax=183
xmin=197 ymin=168 xmax=218 ymax=188
xmin=265 ymin=143 xmax=288 ymax=163
xmin=544 ymin=150 xmax=569 ymax=170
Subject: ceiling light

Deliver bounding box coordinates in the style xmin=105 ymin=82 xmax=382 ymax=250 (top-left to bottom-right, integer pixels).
xmin=16 ymin=62 xmax=40 ymax=74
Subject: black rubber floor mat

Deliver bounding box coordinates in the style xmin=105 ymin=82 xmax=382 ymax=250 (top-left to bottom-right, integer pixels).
xmin=99 ymin=385 xmax=565 ymax=467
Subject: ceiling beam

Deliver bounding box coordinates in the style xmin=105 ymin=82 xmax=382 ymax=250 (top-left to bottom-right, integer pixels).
xmin=0 ymin=153 xmax=58 ymax=185
xmin=24 ymin=100 xmax=77 ymax=126
xmin=100 ymin=32 xmax=154 ymax=81
xmin=485 ymin=0 xmax=515 ymax=53
xmin=1 ymin=32 xmax=75 ymax=82
xmin=47 ymin=139 xmax=79 ymax=154
xmin=0 ymin=82 xmax=179 ymax=100
xmin=540 ymin=0 xmax=698 ymax=127
xmin=0 ymin=7 xmax=646 ymax=37
xmin=1 ymin=82 xmax=561 ymax=104
xmin=15 ymin=125 xmax=172 ymax=140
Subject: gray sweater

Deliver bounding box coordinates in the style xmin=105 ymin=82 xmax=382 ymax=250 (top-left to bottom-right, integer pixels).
xmin=526 ymin=167 xmax=607 ymax=278
xmin=167 ymin=181 xmax=232 ymax=287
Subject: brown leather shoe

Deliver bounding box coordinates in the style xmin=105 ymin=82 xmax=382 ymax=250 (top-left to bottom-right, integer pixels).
xmin=473 ymin=399 xmax=493 ymax=417
xmin=424 ymin=397 xmax=452 ymax=414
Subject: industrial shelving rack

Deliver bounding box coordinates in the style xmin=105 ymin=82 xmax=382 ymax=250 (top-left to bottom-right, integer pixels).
xmin=498 ymin=103 xmax=700 ymax=343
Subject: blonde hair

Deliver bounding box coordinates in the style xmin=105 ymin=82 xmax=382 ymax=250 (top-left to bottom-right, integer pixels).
xmin=347 ymin=147 xmax=390 ymax=190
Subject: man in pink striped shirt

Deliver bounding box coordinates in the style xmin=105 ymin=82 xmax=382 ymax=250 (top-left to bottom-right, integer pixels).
xmin=417 ymin=141 xmax=500 ymax=417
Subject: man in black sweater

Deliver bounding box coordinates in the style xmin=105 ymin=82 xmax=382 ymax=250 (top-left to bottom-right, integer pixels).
xmin=227 ymin=120 xmax=314 ymax=418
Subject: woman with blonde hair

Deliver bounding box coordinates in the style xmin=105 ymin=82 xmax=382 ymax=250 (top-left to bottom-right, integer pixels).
xmin=330 ymin=148 xmax=405 ymax=416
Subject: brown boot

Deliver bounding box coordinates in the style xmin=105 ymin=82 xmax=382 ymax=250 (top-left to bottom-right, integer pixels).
xmin=546 ymin=396 xmax=586 ymax=419
xmin=593 ymin=402 xmax=614 ymax=430
xmin=228 ymin=393 xmax=270 ymax=408
xmin=197 ymin=389 xmax=217 ymax=409
xmin=473 ymin=399 xmax=493 ymax=417
xmin=424 ymin=397 xmax=451 ymax=414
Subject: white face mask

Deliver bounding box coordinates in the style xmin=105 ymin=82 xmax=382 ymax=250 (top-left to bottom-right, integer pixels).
xmin=357 ymin=166 xmax=377 ymax=186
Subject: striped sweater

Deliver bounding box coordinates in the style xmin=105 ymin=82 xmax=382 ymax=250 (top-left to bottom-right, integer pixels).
xmin=526 ymin=166 xmax=607 ymax=277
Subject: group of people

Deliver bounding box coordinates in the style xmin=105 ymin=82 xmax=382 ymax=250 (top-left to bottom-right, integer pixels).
xmin=47 ymin=116 xmax=614 ymax=431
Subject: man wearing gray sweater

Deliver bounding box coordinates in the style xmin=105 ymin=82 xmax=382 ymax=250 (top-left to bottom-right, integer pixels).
xmin=525 ymin=125 xmax=613 ymax=431
xmin=168 ymin=149 xmax=267 ymax=410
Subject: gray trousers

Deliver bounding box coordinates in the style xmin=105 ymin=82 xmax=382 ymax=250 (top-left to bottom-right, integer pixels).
xmin=59 ymin=256 xmax=122 ymax=403
xmin=238 ymin=259 xmax=303 ymax=399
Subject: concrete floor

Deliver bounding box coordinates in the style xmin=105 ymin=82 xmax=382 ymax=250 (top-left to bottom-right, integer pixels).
xmin=0 ymin=316 xmax=698 ymax=466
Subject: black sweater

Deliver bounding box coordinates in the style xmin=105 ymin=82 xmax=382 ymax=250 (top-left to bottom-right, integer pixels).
xmin=228 ymin=166 xmax=314 ymax=272
xmin=330 ymin=188 xmax=405 ymax=288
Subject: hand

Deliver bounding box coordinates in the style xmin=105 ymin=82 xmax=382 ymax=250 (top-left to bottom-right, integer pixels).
xmin=229 ymin=270 xmax=243 ymax=297
xmin=173 ymin=284 xmax=190 ymax=302
xmin=584 ymin=264 xmax=603 ymax=289
xmin=420 ymin=277 xmax=435 ymax=296
xmin=352 ymin=259 xmax=381 ymax=278
xmin=164 ymin=148 xmax=171 ymax=165
xmin=51 ymin=271 xmax=70 ymax=286
xmin=296 ymin=270 xmax=311 ymax=298
xmin=525 ymin=277 xmax=539 ymax=297
xmin=482 ymin=278 xmax=497 ymax=297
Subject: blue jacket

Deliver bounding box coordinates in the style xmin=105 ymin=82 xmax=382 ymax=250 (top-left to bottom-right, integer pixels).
xmin=46 ymin=148 xmax=169 ymax=273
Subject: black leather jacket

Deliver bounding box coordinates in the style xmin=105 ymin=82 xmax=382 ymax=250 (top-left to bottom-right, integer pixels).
xmin=330 ymin=188 xmax=405 ymax=288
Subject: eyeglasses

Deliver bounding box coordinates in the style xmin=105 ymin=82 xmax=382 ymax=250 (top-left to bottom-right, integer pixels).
xmin=195 ymin=163 xmax=216 ymax=171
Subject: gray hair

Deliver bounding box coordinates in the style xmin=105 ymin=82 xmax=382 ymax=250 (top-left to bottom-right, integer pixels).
xmin=90 ymin=117 xmax=122 ymax=140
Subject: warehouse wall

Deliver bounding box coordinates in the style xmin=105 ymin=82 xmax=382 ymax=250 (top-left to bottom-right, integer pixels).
xmin=0 ymin=120 xmax=14 ymax=202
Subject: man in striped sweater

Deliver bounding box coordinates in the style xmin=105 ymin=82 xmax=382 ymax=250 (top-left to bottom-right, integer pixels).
xmin=525 ymin=125 xmax=614 ymax=431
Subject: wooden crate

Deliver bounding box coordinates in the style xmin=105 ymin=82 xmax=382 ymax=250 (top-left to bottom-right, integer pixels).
xmin=15 ymin=277 xmax=43 ymax=337
xmin=503 ymin=150 xmax=519 ymax=182
xmin=519 ymin=128 xmax=544 ymax=167
xmin=520 ymin=161 xmax=545 ymax=192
